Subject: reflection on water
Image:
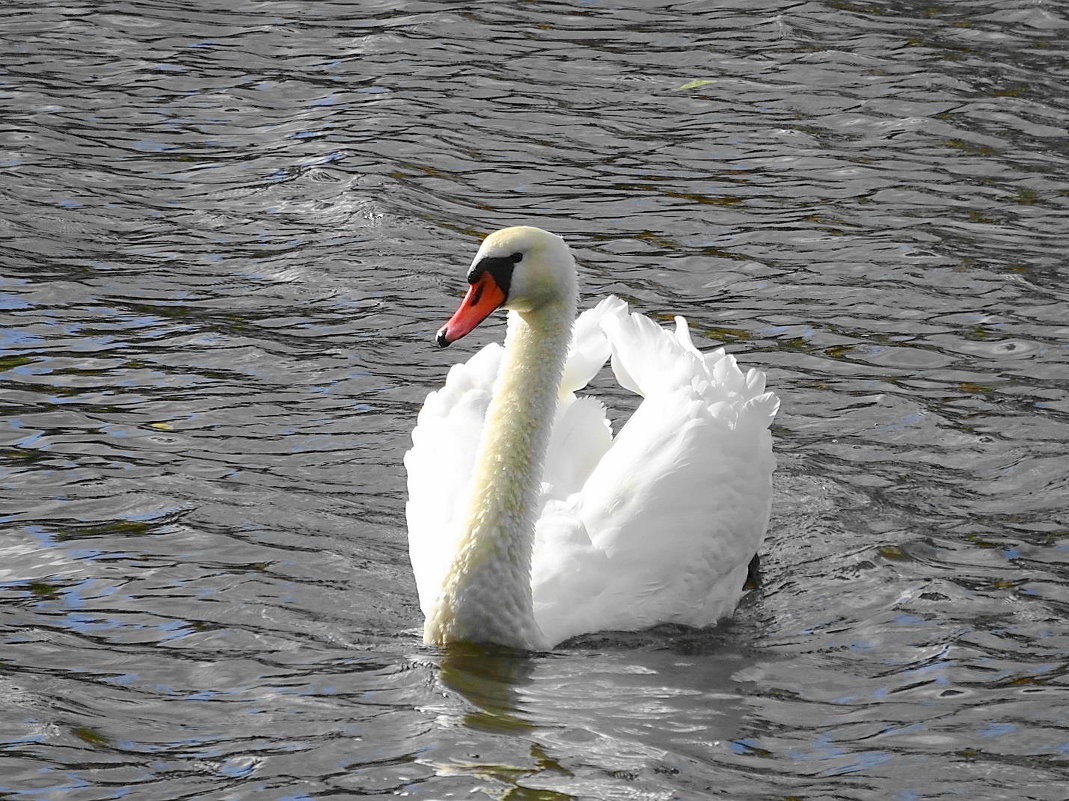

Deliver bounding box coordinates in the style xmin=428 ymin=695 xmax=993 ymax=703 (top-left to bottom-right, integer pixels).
xmin=427 ymin=645 xmax=556 ymax=798
xmin=423 ymin=633 xmax=758 ymax=799
xmin=438 ymin=644 xmax=538 ymax=734
xmin=2 ymin=0 xmax=1068 ymax=798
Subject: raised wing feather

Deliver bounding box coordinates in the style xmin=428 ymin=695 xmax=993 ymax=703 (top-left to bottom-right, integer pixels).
xmin=532 ymin=302 xmax=778 ymax=645
xmin=559 ymin=296 xmax=622 ymax=395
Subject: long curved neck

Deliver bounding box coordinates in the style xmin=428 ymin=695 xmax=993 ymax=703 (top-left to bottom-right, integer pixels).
xmin=426 ymin=296 xmax=575 ymax=650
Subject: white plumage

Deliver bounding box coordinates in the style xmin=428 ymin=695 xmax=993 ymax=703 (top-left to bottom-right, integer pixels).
xmin=406 ymin=226 xmax=778 ymax=649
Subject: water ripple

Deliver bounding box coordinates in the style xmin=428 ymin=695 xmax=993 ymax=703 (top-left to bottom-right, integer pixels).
xmin=1 ymin=0 xmax=1067 ymax=798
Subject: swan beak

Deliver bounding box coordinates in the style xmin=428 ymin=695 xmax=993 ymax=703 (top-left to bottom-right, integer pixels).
xmin=436 ymin=271 xmax=507 ymax=348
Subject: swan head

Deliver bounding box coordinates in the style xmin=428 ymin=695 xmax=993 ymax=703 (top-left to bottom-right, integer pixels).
xmin=437 ymin=226 xmax=577 ymax=347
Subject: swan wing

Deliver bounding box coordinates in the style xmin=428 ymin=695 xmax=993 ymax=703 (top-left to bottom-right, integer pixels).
xmin=559 ymin=295 xmax=623 ymax=395
xmin=404 ymin=342 xmax=502 ymax=617
xmin=532 ymin=304 xmax=779 ymax=645
xmin=542 ymin=297 xmax=622 ymax=500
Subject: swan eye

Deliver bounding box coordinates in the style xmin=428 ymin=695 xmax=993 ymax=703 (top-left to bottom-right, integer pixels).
xmin=510 ymin=252 xmax=523 ymax=263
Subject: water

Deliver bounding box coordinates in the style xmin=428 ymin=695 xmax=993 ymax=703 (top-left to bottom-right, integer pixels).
xmin=1 ymin=0 xmax=1067 ymax=798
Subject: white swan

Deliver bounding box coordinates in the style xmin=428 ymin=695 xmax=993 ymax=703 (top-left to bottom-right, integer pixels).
xmin=405 ymin=226 xmax=778 ymax=650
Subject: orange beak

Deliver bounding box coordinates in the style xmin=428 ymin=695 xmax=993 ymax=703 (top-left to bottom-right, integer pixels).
xmin=436 ymin=271 xmax=508 ymax=348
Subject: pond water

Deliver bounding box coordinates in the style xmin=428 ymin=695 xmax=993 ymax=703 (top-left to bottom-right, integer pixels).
xmin=1 ymin=1 xmax=1067 ymax=798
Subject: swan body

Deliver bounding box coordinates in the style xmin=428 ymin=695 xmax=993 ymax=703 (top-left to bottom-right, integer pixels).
xmin=406 ymin=226 xmax=778 ymax=650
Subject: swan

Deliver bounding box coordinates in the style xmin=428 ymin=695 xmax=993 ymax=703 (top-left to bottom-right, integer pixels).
xmin=405 ymin=226 xmax=778 ymax=650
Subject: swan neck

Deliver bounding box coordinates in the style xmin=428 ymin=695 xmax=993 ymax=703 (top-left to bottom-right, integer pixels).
xmin=426 ymin=298 xmax=575 ymax=649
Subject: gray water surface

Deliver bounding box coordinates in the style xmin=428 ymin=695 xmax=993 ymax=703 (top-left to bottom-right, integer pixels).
xmin=2 ymin=1 xmax=1068 ymax=799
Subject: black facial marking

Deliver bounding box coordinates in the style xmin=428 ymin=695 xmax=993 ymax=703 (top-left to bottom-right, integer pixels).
xmin=466 ymin=254 xmax=516 ymax=298
xmin=469 ymin=282 xmax=484 ymax=306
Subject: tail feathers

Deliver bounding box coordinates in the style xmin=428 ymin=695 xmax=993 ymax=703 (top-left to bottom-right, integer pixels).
xmin=745 ymin=367 xmax=766 ymax=396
